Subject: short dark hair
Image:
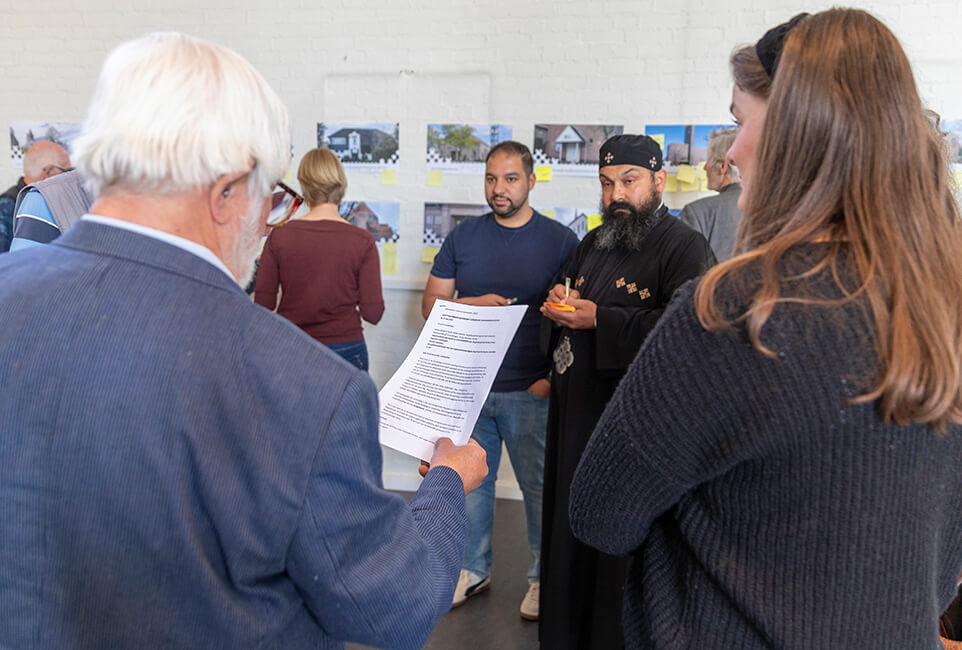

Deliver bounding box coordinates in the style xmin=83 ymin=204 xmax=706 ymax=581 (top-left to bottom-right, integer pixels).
xmin=486 ymin=140 xmax=533 ymax=176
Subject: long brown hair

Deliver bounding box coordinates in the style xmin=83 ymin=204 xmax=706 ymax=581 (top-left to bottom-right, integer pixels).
xmin=695 ymin=8 xmax=962 ymax=429
xmin=729 ymin=45 xmax=770 ymax=100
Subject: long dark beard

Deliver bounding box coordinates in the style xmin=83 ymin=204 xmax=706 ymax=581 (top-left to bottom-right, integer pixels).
xmin=594 ymin=191 xmax=662 ymax=251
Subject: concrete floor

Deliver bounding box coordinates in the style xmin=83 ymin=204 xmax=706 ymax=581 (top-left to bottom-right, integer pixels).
xmin=348 ymin=495 xmax=539 ymax=650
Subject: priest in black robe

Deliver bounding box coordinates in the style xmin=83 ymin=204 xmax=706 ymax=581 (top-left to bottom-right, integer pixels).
xmin=538 ymin=134 xmax=715 ymax=649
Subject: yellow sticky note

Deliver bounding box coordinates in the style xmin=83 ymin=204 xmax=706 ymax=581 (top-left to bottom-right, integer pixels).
xmin=535 ymin=165 xmax=552 ymax=182
xmin=697 ymin=162 xmax=706 ymax=179
xmin=381 ymin=169 xmax=397 ymax=185
xmin=421 ymin=245 xmax=439 ymax=263
xmin=700 ymin=176 xmax=711 ymax=192
xmin=953 ymin=170 xmax=962 ymax=188
xmin=541 ymin=209 xmax=556 ymax=220
xmin=679 ymin=179 xmax=699 ymax=192
xmin=649 ymin=133 xmax=665 ymax=149
xmin=427 ymin=170 xmax=444 ymax=186
xmin=664 ymin=174 xmax=678 ymax=193
xmin=380 ymin=241 xmax=398 ymax=275
xmin=587 ymin=214 xmax=603 ymax=231
xmin=282 ymin=168 xmax=294 ymax=184
xmin=676 ymin=164 xmax=697 ymax=184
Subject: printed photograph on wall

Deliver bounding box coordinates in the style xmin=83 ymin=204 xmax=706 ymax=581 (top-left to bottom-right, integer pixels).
xmin=9 ymin=121 xmax=82 ymax=169
xmin=532 ymin=123 xmax=624 ymax=177
xmin=425 ymin=124 xmax=513 ymax=175
xmin=534 ymin=206 xmax=602 ymax=241
xmin=317 ymin=122 xmax=399 ymax=170
xmin=339 ymin=200 xmax=401 ymax=275
xmin=943 ymin=119 xmax=962 ymax=204
xmin=644 ymin=124 xmax=733 ymax=192
xmin=644 ymin=124 xmax=731 ymax=172
xmin=421 ymin=202 xmax=487 ymax=263
xmin=945 ymin=118 xmax=962 ymax=166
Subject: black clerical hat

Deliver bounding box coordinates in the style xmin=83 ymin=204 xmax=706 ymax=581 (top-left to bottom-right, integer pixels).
xmin=599 ymin=135 xmax=662 ymax=172
xmin=755 ymin=13 xmax=809 ymax=78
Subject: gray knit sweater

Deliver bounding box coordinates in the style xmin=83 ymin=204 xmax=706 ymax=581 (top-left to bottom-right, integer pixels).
xmin=570 ymin=245 xmax=962 ymax=649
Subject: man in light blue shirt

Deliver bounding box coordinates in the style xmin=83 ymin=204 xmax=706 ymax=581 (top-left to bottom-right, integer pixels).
xmin=9 ymin=169 xmax=91 ymax=252
xmin=0 ymin=140 xmax=70 ymax=252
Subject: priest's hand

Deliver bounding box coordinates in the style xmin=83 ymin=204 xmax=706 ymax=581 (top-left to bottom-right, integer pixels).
xmin=546 ymin=283 xmax=580 ymax=303
xmin=458 ymin=293 xmax=512 ymax=307
xmin=540 ymin=297 xmax=597 ymax=329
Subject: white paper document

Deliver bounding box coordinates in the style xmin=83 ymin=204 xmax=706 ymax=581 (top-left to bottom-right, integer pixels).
xmin=379 ymin=300 xmax=527 ymax=460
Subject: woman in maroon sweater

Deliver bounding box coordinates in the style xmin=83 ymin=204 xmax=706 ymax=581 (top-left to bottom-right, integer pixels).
xmin=254 ymin=148 xmax=384 ymax=371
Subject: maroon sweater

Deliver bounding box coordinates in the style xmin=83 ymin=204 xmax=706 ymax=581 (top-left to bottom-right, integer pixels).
xmin=254 ymin=220 xmax=384 ymax=344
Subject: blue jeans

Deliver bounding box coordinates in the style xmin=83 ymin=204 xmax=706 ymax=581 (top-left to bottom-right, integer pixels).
xmin=462 ymin=389 xmax=548 ymax=583
xmin=325 ymin=338 xmax=369 ymax=372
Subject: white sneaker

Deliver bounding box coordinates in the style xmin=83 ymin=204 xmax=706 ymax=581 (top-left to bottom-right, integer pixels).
xmin=520 ymin=581 xmax=540 ymax=621
xmin=451 ymin=569 xmax=491 ymax=608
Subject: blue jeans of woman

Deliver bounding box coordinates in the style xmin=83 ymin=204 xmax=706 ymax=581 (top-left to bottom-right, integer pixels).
xmin=325 ymin=338 xmax=369 ymax=372
xmin=462 ymin=389 xmax=548 ymax=583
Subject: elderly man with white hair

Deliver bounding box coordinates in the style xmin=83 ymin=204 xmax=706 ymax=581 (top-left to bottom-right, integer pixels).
xmin=679 ymin=127 xmax=743 ymax=262
xmin=0 ymin=140 xmax=70 ymax=251
xmin=0 ymin=32 xmax=485 ymax=650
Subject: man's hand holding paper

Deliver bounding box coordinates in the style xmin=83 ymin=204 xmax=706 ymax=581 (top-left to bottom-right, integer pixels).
xmin=418 ymin=438 xmax=488 ymax=495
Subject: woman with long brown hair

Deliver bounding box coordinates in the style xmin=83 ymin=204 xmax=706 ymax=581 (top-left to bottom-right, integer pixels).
xmin=568 ymin=9 xmax=962 ymax=648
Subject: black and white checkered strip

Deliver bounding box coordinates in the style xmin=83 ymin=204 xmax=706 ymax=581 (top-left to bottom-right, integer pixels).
xmin=422 ymin=230 xmax=444 ymax=246
xmin=532 ymin=149 xmax=553 ymax=165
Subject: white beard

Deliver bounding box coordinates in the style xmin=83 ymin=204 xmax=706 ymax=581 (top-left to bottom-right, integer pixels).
xmin=231 ymin=195 xmax=266 ymax=288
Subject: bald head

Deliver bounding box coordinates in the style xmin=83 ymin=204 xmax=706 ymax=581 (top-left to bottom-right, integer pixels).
xmin=23 ymin=141 xmax=70 ymax=184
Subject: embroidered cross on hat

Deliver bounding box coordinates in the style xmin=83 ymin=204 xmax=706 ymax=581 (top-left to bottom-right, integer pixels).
xmin=599 ymin=134 xmax=663 ymax=171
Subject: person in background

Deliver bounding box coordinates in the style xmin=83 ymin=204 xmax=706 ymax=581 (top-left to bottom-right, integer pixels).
xmin=8 ymin=169 xmax=92 ymax=252
xmin=569 ymin=10 xmax=962 ymax=648
xmin=254 ymin=148 xmax=384 ymax=371
xmin=0 ymin=141 xmax=70 ymax=252
xmin=538 ymin=134 xmax=714 ymax=649
xmin=422 ymin=140 xmax=579 ymax=621
xmin=679 ymin=127 xmax=742 ymax=262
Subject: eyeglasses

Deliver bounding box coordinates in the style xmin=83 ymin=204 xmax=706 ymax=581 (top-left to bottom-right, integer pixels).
xmin=267 ymin=181 xmax=304 ymax=228
xmin=43 ymin=165 xmax=71 ymax=176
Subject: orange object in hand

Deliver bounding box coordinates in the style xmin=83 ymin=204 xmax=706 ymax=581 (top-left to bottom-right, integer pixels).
xmin=544 ymin=301 xmax=576 ymax=312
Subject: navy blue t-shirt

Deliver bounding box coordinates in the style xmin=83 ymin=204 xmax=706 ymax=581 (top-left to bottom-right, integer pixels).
xmin=431 ymin=211 xmax=579 ymax=392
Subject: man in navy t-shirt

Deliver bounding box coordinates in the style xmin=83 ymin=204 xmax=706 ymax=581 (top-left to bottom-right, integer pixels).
xmin=422 ymin=141 xmax=578 ymax=621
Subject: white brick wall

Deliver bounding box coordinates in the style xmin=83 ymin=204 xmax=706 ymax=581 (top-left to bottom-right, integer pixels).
xmin=2 ymin=0 xmax=959 ymax=495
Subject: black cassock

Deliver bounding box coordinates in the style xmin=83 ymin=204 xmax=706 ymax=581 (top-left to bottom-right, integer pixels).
xmin=539 ymin=207 xmax=715 ymax=649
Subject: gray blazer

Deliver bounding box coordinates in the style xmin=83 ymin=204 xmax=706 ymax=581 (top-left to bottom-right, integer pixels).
xmin=679 ymin=182 xmax=743 ymax=263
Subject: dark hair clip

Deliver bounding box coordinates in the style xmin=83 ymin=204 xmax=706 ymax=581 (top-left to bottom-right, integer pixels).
xmin=755 ymin=13 xmax=809 ymax=78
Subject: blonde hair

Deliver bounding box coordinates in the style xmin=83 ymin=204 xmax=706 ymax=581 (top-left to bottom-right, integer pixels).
xmin=297 ymin=148 xmax=347 ymax=207
xmin=695 ymin=8 xmax=962 ymax=429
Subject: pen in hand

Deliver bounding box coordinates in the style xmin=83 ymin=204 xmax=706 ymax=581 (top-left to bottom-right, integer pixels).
xmin=564 ymin=277 xmax=570 ymax=300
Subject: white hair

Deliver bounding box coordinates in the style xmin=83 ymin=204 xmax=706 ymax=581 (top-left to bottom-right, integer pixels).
xmin=707 ymin=128 xmax=740 ymax=182
xmin=73 ymin=32 xmax=290 ymax=199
